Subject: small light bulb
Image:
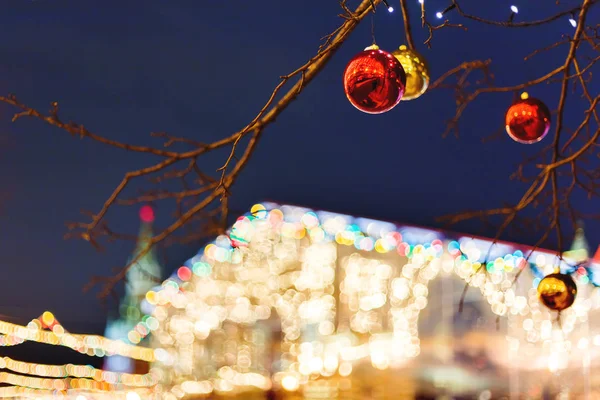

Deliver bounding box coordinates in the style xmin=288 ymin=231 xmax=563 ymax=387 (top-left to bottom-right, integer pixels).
xmin=510 ymin=5 xmax=519 ymax=13
xmin=436 ymin=11 xmax=443 ymax=19
xmin=418 ymin=0 xmax=424 ymax=3
xmin=388 ymin=6 xmax=394 ymax=12
xmin=569 ymin=18 xmax=577 ymax=27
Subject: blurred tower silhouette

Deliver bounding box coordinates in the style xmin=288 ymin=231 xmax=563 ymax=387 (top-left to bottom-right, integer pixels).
xmin=564 ymin=220 xmax=590 ymax=264
xmin=103 ymin=205 xmax=162 ymax=373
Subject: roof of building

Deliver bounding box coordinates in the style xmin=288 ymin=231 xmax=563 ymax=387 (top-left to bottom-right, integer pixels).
xmin=161 ymin=201 xmax=600 ymax=287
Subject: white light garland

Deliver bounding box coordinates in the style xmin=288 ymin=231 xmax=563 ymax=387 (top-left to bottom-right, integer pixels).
xmin=0 ymin=317 xmax=154 ymax=362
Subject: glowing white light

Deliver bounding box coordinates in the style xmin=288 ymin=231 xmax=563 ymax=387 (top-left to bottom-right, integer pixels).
xmin=339 ymin=362 xmax=353 ymax=377
xmin=569 ymin=18 xmax=577 ymax=27
xmin=126 ymin=393 xmax=141 ymax=400
xmin=479 ymin=390 xmax=492 ymax=400
xmin=76 ymin=397 xmax=87 ymax=400
xmin=548 ymin=353 xmax=559 ymax=372
xmin=436 ymin=11 xmax=443 ymax=18
xmin=281 ymin=375 xmax=299 ymax=391
xmin=418 ymin=0 xmax=424 ymax=3
xmin=388 ymin=6 xmax=394 ymax=12
xmin=510 ymin=5 xmax=518 ymax=13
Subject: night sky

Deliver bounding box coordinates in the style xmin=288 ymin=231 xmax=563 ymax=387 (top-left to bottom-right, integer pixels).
xmin=0 ymin=1 xmax=598 ymax=333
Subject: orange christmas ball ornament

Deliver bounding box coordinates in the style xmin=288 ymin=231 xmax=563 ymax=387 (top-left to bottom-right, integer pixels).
xmin=505 ymin=93 xmax=551 ymax=144
xmin=537 ymin=273 xmax=577 ymax=311
xmin=343 ymin=45 xmax=406 ymax=114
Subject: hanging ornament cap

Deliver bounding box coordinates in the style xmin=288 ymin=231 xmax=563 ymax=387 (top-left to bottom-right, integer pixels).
xmin=343 ymin=47 xmax=406 ymax=114
xmin=505 ymin=95 xmax=551 ymax=144
xmin=392 ymin=45 xmax=430 ymax=101
xmin=537 ymin=273 xmax=577 ymax=311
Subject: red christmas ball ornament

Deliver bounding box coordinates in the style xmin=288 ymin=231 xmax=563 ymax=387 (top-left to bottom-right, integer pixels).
xmin=343 ymin=45 xmax=406 ymax=114
xmin=505 ymin=93 xmax=551 ymax=144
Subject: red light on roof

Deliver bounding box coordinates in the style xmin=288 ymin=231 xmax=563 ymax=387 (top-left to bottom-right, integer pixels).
xmin=177 ymin=266 xmax=192 ymax=281
xmin=139 ymin=205 xmax=155 ymax=223
xmin=593 ymin=246 xmax=600 ymax=264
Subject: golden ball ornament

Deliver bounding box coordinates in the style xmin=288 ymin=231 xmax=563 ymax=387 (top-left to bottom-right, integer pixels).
xmin=391 ymin=45 xmax=430 ymax=101
xmin=505 ymin=93 xmax=551 ymax=144
xmin=537 ymin=273 xmax=577 ymax=311
xmin=343 ymin=45 xmax=406 ymax=114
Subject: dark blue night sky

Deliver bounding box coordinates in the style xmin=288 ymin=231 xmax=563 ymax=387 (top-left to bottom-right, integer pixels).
xmin=0 ymin=1 xmax=598 ymax=331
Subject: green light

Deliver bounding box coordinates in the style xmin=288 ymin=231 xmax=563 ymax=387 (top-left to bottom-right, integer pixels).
xmin=165 ymin=280 xmax=179 ymax=290
xmin=193 ymin=262 xmax=212 ymax=276
xmin=127 ymin=306 xmax=140 ymax=320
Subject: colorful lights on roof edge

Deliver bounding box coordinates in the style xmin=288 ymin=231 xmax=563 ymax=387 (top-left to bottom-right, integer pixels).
xmin=165 ymin=202 xmax=600 ymax=288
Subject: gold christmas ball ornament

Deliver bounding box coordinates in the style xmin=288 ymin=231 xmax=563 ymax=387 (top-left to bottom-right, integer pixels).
xmin=391 ymin=45 xmax=430 ymax=101
xmin=537 ymin=273 xmax=577 ymax=311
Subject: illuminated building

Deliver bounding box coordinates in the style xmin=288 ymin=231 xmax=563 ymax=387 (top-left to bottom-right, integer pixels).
xmin=103 ymin=205 xmax=162 ymax=374
xmin=147 ymin=202 xmax=600 ymax=399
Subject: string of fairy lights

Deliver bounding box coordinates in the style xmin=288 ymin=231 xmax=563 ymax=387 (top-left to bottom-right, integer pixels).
xmin=0 ymin=311 xmax=160 ymax=396
xmin=432 ymin=2 xmax=580 ymax=27
xmin=0 ymin=370 xmax=148 ymax=391
xmin=372 ymin=0 xmax=579 ymax=28
xmin=0 ymin=386 xmax=154 ymax=400
xmin=0 ymin=356 xmax=157 ymax=386
xmin=0 ymin=313 xmax=154 ymax=362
